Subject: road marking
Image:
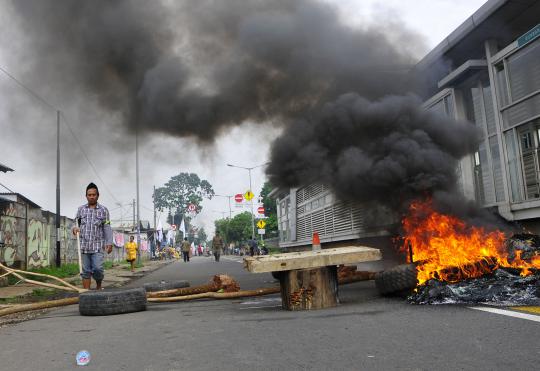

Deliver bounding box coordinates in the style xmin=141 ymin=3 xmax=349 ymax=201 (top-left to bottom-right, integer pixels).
xmin=470 ymin=306 xmax=540 ymax=323
xmin=512 ymin=306 xmax=540 ymax=315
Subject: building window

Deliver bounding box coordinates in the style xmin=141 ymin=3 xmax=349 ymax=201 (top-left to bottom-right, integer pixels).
xmin=507 ymin=40 xmax=540 ymax=102
xmin=522 ymin=132 xmax=532 ymax=149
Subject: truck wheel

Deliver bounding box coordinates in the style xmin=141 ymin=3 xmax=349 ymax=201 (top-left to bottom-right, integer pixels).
xmin=375 ymin=264 xmax=418 ymax=296
xmin=143 ymin=280 xmax=190 ymax=292
xmin=79 ymin=287 xmax=147 ymax=316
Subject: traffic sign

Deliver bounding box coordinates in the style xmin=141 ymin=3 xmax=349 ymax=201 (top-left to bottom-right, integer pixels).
xmin=188 ymin=204 xmax=196 ymax=212
xmin=234 ymin=193 xmax=243 ymax=203
xmin=257 ymin=206 xmax=265 ymax=214
xmin=244 ymin=190 xmax=254 ymax=201
xmin=171 ymin=224 xmax=177 ymax=231
xmin=258 ymin=229 xmax=265 ymax=235
xmin=257 ymin=220 xmax=266 ymax=229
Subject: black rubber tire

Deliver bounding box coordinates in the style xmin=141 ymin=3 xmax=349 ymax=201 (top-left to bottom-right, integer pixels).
xmin=143 ymin=280 xmax=190 ymax=292
xmin=375 ymin=264 xmax=418 ymax=296
xmin=79 ymin=287 xmax=147 ymax=316
xmin=271 ymin=271 xmax=282 ymax=280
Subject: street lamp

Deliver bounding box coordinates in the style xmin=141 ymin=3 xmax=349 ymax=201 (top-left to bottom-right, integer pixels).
xmin=214 ymin=194 xmax=233 ymax=219
xmin=226 ymin=162 xmax=269 ymax=240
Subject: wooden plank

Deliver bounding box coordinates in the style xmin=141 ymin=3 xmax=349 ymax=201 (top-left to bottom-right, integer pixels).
xmin=243 ymin=246 xmax=381 ymax=273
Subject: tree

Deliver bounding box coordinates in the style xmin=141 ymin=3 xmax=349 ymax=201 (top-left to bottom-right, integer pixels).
xmin=214 ymin=212 xmax=252 ymax=244
xmin=260 ymin=182 xmax=278 ymax=236
xmin=196 ymin=227 xmax=208 ymax=245
xmin=154 ymin=173 xmax=214 ymax=224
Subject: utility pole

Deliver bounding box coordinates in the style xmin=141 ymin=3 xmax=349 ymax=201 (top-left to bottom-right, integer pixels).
xmin=55 ymin=111 xmax=61 ymax=267
xmin=132 ymin=199 xmax=136 ymax=231
xmin=153 ymin=185 xmax=157 ymax=231
xmin=153 ymin=185 xmax=157 ymax=260
xmin=135 ymin=129 xmax=141 ymax=265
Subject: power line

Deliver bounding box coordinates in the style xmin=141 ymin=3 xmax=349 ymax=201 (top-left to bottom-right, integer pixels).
xmin=0 ymin=64 xmax=57 ymax=112
xmin=0 ymin=63 xmax=123 ymax=206
xmin=60 ymin=112 xmax=120 ymax=204
xmin=0 ymin=182 xmax=16 ymax=193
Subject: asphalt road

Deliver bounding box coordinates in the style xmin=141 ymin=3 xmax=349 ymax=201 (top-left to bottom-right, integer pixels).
xmin=1 ymin=255 xmax=539 ymax=370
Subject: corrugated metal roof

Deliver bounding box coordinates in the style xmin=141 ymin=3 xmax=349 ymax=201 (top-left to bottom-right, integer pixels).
xmin=0 ymin=192 xmax=41 ymax=208
xmin=0 ymin=162 xmax=14 ymax=173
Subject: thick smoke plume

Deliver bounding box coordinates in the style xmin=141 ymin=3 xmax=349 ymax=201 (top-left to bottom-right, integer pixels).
xmin=8 ymin=0 xmax=497 ymax=226
xmin=266 ymin=93 xmax=492 ymax=224
xmin=9 ymin=0 xmax=421 ymax=141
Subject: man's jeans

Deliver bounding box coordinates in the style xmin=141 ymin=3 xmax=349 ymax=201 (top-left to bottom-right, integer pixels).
xmin=81 ymin=252 xmax=104 ymax=281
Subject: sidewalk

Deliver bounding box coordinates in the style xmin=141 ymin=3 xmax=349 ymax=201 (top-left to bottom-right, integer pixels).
xmin=0 ymin=259 xmax=173 ymax=300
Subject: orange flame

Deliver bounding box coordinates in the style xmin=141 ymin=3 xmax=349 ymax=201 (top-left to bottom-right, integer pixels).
xmin=402 ymin=199 xmax=540 ymax=285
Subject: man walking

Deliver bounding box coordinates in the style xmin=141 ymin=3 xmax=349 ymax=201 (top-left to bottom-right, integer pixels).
xmin=181 ymin=237 xmax=191 ymax=262
xmin=212 ymin=231 xmax=224 ymax=262
xmin=248 ymin=238 xmax=258 ymax=257
xmin=72 ymin=183 xmax=113 ymax=290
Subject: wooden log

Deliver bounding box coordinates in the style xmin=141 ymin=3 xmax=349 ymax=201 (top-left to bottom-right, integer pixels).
xmin=279 ymin=266 xmax=339 ymax=310
xmin=147 ymin=283 xmax=219 ymax=298
xmin=147 ymin=274 xmax=239 ymax=298
xmin=0 ymin=262 xmax=83 ymax=293
xmin=0 ymin=297 xmax=79 ymax=317
xmin=147 ymin=287 xmax=281 ymax=302
xmin=8 ymin=270 xmax=81 ymax=293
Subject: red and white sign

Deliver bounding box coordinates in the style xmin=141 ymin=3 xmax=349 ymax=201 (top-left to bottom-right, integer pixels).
xmin=234 ymin=194 xmax=243 ymax=203
xmin=188 ymin=204 xmax=196 ymax=212
xmin=171 ymin=224 xmax=177 ymax=231
xmin=257 ymin=206 xmax=265 ymax=214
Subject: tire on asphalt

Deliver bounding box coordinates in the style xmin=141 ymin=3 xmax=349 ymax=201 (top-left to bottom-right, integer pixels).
xmin=143 ymin=280 xmax=190 ymax=292
xmin=374 ymin=264 xmax=418 ymax=296
xmin=79 ymin=287 xmax=147 ymax=316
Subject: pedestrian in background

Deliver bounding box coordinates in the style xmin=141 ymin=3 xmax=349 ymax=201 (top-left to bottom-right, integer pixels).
xmin=72 ymin=183 xmax=113 ymax=290
xmin=181 ymin=237 xmax=191 ymax=262
xmin=212 ymin=231 xmax=224 ymax=262
xmin=125 ymin=235 xmax=138 ymax=272
xmin=248 ymin=238 xmax=258 ymax=257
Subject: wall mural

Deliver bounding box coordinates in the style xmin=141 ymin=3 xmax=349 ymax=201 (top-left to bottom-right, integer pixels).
xmin=27 ymin=218 xmax=50 ymax=268
xmin=0 ymin=201 xmax=26 ymax=268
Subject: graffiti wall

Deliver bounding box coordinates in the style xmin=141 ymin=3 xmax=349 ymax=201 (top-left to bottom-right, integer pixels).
xmin=0 ymin=200 xmax=26 ymax=268
xmin=26 ymin=217 xmax=50 ymax=269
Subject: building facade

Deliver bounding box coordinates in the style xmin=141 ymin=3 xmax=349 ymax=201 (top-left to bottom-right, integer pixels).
xmin=274 ymin=0 xmax=540 ymax=249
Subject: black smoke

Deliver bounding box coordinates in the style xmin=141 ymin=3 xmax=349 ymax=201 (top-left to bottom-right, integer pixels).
xmin=9 ymin=0 xmax=423 ymax=141
xmin=7 ymin=0 xmax=496 ymax=226
xmin=266 ymin=93 xmax=489 ymax=220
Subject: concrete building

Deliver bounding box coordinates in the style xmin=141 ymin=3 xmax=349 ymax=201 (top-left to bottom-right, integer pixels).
xmin=273 ymin=0 xmax=540 ymax=250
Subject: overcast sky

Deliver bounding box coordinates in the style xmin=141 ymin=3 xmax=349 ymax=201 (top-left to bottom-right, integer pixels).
xmin=0 ymin=0 xmax=488 ymax=234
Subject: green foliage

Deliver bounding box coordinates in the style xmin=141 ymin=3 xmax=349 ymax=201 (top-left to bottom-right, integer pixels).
xmin=103 ymin=261 xmax=114 ymax=270
xmin=153 ymin=172 xmax=215 ymax=222
xmin=28 ymin=263 xmax=80 ymax=281
xmin=260 ymin=182 xmax=277 ymax=215
xmin=260 ymin=182 xmax=278 ymax=235
xmin=197 ymin=227 xmax=208 ymax=244
xmin=214 ymin=211 xmax=253 ymax=244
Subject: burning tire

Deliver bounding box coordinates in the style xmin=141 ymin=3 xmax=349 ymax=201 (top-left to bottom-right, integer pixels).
xmin=143 ymin=280 xmax=190 ymax=292
xmin=79 ymin=287 xmax=147 ymax=316
xmin=375 ymin=264 xmax=418 ymax=296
